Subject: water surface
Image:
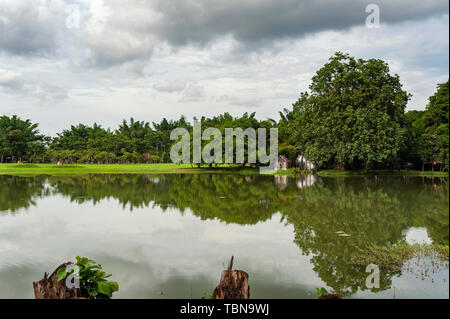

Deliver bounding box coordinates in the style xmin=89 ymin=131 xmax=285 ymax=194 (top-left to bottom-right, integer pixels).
xmin=0 ymin=174 xmax=448 ymax=298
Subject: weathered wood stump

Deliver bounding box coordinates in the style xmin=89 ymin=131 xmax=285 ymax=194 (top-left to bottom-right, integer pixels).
xmin=33 ymin=262 xmax=89 ymax=299
xmin=318 ymin=293 xmax=342 ymax=299
xmin=212 ymin=256 xmax=250 ymax=299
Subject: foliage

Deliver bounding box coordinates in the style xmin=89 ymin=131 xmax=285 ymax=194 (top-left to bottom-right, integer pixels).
xmin=278 ymin=142 xmax=300 ymax=162
xmin=279 ymin=52 xmax=411 ymax=170
xmin=47 ymin=117 xmax=190 ymax=164
xmin=56 ymin=256 xmax=119 ymax=298
xmin=0 ymin=115 xmax=46 ymax=162
xmin=350 ymin=243 xmax=449 ymax=272
xmin=1 ymin=113 xmax=274 ymax=166
xmin=406 ymin=80 xmax=449 ymax=171
xmin=315 ymin=287 xmax=328 ymax=297
xmin=201 ymin=292 xmax=213 ymax=299
xmin=169 ymin=112 xmax=275 ymax=166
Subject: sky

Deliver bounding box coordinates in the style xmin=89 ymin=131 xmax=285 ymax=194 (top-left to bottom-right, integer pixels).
xmin=0 ymin=0 xmax=449 ymax=136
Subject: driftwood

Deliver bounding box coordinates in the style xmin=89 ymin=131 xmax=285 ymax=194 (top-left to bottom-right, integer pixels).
xmin=318 ymin=293 xmax=342 ymax=299
xmin=212 ymin=256 xmax=250 ymax=299
xmin=33 ymin=262 xmax=89 ymax=299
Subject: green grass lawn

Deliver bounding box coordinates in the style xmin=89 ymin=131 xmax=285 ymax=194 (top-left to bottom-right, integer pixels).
xmin=0 ymin=163 xmax=447 ymax=177
xmin=0 ymin=163 xmax=269 ymax=176
xmin=0 ymin=163 xmax=196 ymax=176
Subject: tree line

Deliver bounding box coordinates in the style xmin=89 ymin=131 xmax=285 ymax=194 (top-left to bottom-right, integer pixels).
xmin=0 ymin=52 xmax=448 ymax=171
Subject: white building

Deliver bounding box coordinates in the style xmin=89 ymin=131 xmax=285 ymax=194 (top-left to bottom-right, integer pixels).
xmin=276 ymin=155 xmax=292 ymax=170
xmin=296 ymin=155 xmax=315 ymax=170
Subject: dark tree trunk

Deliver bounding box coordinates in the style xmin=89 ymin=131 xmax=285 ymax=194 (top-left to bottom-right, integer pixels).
xmin=212 ymin=256 xmax=250 ymax=299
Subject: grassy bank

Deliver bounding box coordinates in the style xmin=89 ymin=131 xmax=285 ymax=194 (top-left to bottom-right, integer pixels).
xmin=0 ymin=163 xmax=195 ymax=176
xmin=0 ymin=163 xmax=268 ymax=176
xmin=317 ymin=169 xmax=448 ymax=178
xmin=0 ymin=163 xmax=448 ymax=177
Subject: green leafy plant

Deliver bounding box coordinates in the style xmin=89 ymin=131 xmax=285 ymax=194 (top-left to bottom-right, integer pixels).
xmin=56 ymin=256 xmax=119 ymax=299
xmin=315 ymin=287 xmax=328 ymax=297
xmin=201 ymin=292 xmax=213 ymax=299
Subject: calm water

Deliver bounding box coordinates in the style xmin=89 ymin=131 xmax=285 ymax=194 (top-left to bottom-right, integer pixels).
xmin=0 ymin=174 xmax=448 ymax=299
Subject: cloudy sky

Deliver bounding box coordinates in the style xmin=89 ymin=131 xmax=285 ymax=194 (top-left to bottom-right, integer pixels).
xmin=0 ymin=0 xmax=448 ymax=136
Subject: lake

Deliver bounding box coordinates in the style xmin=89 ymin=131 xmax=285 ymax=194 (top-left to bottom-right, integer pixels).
xmin=0 ymin=174 xmax=448 ymax=298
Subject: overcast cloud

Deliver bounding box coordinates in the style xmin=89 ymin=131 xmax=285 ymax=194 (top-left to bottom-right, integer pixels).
xmin=0 ymin=0 xmax=448 ymax=135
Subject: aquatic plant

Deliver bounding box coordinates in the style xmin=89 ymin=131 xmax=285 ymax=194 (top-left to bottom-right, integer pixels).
xmin=315 ymin=287 xmax=328 ymax=297
xmin=56 ymin=256 xmax=119 ymax=299
xmin=350 ymin=243 xmax=449 ymax=273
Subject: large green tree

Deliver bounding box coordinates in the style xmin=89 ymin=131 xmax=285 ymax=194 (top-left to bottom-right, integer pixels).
xmin=285 ymin=52 xmax=411 ymax=169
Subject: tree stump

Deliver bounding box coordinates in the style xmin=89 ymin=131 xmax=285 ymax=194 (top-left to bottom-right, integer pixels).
xmin=212 ymin=256 xmax=250 ymax=299
xmin=33 ymin=262 xmax=89 ymax=299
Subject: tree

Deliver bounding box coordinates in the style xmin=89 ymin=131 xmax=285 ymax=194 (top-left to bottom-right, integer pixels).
xmin=286 ymin=52 xmax=410 ymax=169
xmin=420 ymin=81 xmax=449 ymax=171
xmin=0 ymin=115 xmax=46 ymax=162
xmin=51 ymin=123 xmax=110 ymax=151
xmin=406 ymin=80 xmax=449 ymax=171
xmin=422 ymin=81 xmax=449 ymax=129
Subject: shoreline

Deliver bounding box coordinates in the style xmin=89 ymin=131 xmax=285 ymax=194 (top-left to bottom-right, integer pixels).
xmin=0 ymin=163 xmax=448 ymax=177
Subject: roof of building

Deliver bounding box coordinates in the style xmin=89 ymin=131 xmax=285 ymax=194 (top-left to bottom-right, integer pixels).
xmin=278 ymin=155 xmax=291 ymax=163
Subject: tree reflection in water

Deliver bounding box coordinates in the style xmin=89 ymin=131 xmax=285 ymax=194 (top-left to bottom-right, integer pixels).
xmin=0 ymin=174 xmax=448 ymax=296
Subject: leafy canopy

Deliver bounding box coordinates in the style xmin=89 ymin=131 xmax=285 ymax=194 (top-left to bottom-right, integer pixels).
xmin=285 ymin=52 xmax=410 ymax=169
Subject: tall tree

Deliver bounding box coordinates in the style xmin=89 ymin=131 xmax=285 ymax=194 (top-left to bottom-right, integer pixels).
xmin=0 ymin=115 xmax=45 ymax=162
xmin=286 ymin=52 xmax=410 ymax=169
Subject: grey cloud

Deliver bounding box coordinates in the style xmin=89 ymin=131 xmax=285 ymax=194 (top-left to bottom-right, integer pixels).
xmin=77 ymin=0 xmax=449 ymax=68
xmin=153 ymin=80 xmax=206 ymax=101
xmin=2 ymin=0 xmax=447 ymax=68
xmin=0 ymin=0 xmax=66 ymax=56
xmin=0 ymin=69 xmax=68 ymax=104
xmin=94 ymin=1 xmax=448 ymax=49
xmin=158 ymin=0 xmax=448 ymax=45
xmin=153 ymin=80 xmax=187 ymax=93
xmin=180 ymin=83 xmax=206 ymax=102
xmin=217 ymin=95 xmax=262 ymax=108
